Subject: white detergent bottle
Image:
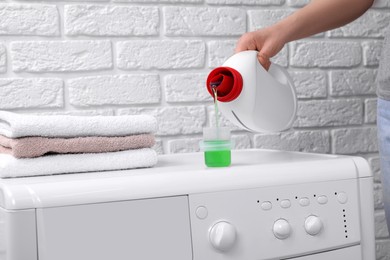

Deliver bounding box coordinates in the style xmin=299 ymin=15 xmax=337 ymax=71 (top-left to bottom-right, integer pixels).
xmin=206 ymin=50 xmax=297 ymax=132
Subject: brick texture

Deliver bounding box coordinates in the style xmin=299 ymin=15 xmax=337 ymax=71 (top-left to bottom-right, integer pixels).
xmin=65 ymin=5 xmax=159 ymax=36
xmin=207 ymin=0 xmax=284 ymax=5
xmin=0 ymin=44 xmax=5 ymax=73
xmin=118 ymin=106 xmax=206 ymax=136
xmin=11 ymin=40 xmax=112 ymax=72
xmin=248 ymin=9 xmax=293 ymax=30
xmin=291 ymin=41 xmax=361 ymax=68
xmin=69 ymin=74 xmax=161 ymax=106
xmin=329 ymin=11 xmax=390 ymax=38
xmin=295 ymin=99 xmax=363 ymax=127
xmin=117 ymin=40 xmax=205 ymax=69
xmin=369 ymin=157 xmax=381 ymax=183
xmin=208 ymin=40 xmax=236 ymax=68
xmin=114 ymin=0 xmax=202 ymax=2
xmin=286 ymin=0 xmax=309 ymax=7
xmin=363 ymin=41 xmax=383 ymax=66
xmin=365 ymin=98 xmax=378 ymax=124
xmin=374 ymin=183 xmax=384 ymax=210
xmin=0 ymin=4 xmax=59 ymax=36
xmin=375 ymin=211 xmax=389 ymax=238
xmin=164 ymin=73 xmax=210 ymax=103
xmin=330 ymin=69 xmax=377 ymax=96
xmin=164 ymin=7 xmax=246 ymax=36
xmin=332 ymin=127 xmax=378 ymax=154
xmin=291 ymin=71 xmax=327 ymax=99
xmin=0 ymin=78 xmax=63 ymax=109
xmin=254 ymin=130 xmax=330 ymax=153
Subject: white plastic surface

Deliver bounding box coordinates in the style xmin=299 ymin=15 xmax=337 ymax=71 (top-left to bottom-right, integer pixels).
xmin=218 ymin=51 xmax=297 ymax=132
xmin=196 ymin=206 xmax=208 ymax=219
xmin=353 ymin=157 xmax=376 ymax=260
xmin=261 ymin=201 xmax=272 ymax=210
xmin=305 ymin=215 xmax=323 ymax=235
xmin=189 ymin=178 xmax=364 ymax=260
xmin=337 ymin=192 xmax=348 ymax=204
xmin=36 ymin=196 xmax=192 ymax=260
xmin=290 ymin=245 xmax=362 ymax=260
xmin=273 ymin=219 xmax=291 ymax=239
xmin=317 ymin=196 xmax=328 ymax=204
xmin=0 ymin=149 xmax=368 ymax=210
xmin=209 ymin=221 xmax=237 ymax=251
xmin=0 ymin=208 xmax=37 ymax=260
xmin=0 ymin=150 xmax=375 ymax=260
xmin=299 ymin=198 xmax=310 ymax=207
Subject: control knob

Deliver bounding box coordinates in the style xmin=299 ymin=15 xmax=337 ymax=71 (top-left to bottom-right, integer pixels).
xmin=273 ymin=219 xmax=291 ymax=239
xmin=209 ymin=221 xmax=237 ymax=251
xmin=305 ymin=215 xmax=323 ymax=235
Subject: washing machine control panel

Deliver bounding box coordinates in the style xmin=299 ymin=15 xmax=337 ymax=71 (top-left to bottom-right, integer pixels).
xmin=189 ymin=178 xmax=361 ymax=260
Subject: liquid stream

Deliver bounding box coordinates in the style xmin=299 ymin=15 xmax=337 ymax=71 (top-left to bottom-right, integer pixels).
xmin=204 ymin=88 xmax=231 ymax=167
xmin=212 ymin=88 xmax=220 ymax=139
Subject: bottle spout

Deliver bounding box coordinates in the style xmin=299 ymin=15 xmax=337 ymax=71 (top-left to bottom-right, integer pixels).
xmin=210 ymin=75 xmax=223 ymax=89
xmin=206 ymin=67 xmax=243 ymax=102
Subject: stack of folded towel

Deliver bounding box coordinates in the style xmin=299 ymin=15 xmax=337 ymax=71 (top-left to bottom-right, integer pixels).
xmin=0 ymin=111 xmax=158 ymax=178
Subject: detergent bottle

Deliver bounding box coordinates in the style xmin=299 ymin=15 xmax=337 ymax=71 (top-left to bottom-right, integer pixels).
xmin=206 ymin=50 xmax=297 ymax=133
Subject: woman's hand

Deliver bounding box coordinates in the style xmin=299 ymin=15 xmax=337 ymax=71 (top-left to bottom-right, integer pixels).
xmin=235 ymin=26 xmax=286 ymax=71
xmin=235 ymin=0 xmax=373 ymax=71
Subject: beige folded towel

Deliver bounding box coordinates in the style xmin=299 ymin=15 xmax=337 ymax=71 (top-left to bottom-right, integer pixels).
xmin=0 ymin=134 xmax=155 ymax=158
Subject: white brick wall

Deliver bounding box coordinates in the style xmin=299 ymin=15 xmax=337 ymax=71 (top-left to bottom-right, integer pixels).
xmin=69 ymin=74 xmax=161 ymax=106
xmin=117 ymin=40 xmax=205 ymax=69
xmin=0 ymin=0 xmax=388 ymax=256
xmin=164 ymin=7 xmax=246 ymax=36
xmin=0 ymin=4 xmax=59 ymax=36
xmin=11 ymin=40 xmax=113 ymax=72
xmin=291 ymin=41 xmax=362 ymax=67
xmin=0 ymin=44 xmax=6 ymax=73
xmin=0 ymin=78 xmax=63 ymax=109
xmin=65 ymin=5 xmax=159 ymax=36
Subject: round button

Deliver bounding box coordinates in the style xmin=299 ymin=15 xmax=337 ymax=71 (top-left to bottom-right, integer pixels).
xmin=196 ymin=206 xmax=208 ymax=219
xmin=273 ymin=219 xmax=291 ymax=239
xmin=317 ymin=195 xmax=328 ymax=205
xmin=304 ymin=215 xmax=323 ymax=236
xmin=337 ymin=192 xmax=348 ymax=204
xmin=209 ymin=221 xmax=237 ymax=251
xmin=280 ymin=199 xmax=291 ymax=208
xmin=299 ymin=197 xmax=310 ymax=207
xmin=261 ymin=201 xmax=272 ymax=210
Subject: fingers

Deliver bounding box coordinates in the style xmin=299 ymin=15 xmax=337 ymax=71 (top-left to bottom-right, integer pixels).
xmin=258 ymin=52 xmax=271 ymax=71
xmin=235 ymin=38 xmax=247 ymax=53
xmin=235 ymin=33 xmax=257 ymax=53
xmin=235 ymin=32 xmax=272 ymax=71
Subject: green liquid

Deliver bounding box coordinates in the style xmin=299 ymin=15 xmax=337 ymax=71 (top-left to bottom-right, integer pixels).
xmin=205 ymin=150 xmax=231 ymax=167
xmin=204 ymin=140 xmax=231 ymax=167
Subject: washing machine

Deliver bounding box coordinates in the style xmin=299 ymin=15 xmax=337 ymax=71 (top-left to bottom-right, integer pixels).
xmin=0 ymin=149 xmax=375 ymax=260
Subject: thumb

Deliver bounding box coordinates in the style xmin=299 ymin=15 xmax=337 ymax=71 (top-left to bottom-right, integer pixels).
xmin=257 ymin=52 xmax=271 ymax=71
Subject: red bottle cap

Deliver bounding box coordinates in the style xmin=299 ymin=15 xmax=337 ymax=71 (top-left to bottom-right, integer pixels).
xmin=206 ymin=67 xmax=243 ymax=102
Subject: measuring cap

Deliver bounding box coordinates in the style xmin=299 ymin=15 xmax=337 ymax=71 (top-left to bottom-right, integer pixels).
xmin=199 ymin=140 xmax=232 ymax=152
xmin=200 ymin=127 xmax=233 ymax=151
xmin=206 ymin=67 xmax=243 ymax=102
xmin=200 ymin=127 xmax=232 ymax=167
xmin=202 ymin=127 xmax=231 ymax=141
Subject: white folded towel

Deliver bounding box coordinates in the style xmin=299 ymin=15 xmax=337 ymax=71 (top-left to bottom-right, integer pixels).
xmin=0 ymin=111 xmax=157 ymax=138
xmin=0 ymin=148 xmax=157 ymax=178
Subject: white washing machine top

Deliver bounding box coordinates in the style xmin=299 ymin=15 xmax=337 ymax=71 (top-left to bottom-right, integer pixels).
xmin=0 ymin=149 xmax=375 ymax=260
xmin=0 ymin=149 xmax=371 ymax=210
